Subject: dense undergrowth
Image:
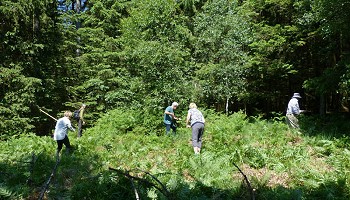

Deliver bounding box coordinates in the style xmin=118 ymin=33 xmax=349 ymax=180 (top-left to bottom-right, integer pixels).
xmin=1 ymin=109 xmax=350 ymax=199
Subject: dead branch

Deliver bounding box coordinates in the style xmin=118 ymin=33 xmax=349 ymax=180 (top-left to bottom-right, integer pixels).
xmin=135 ymin=169 xmax=171 ymax=197
xmin=130 ymin=177 xmax=140 ymax=200
xmin=232 ymin=162 xmax=255 ymax=200
xmin=108 ymin=167 xmax=171 ymax=199
xmin=38 ymin=156 xmax=60 ymax=200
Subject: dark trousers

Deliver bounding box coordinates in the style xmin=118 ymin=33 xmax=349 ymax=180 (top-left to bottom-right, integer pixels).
xmin=77 ymin=119 xmax=83 ymax=137
xmin=165 ymin=123 xmax=176 ymax=135
xmin=56 ymin=135 xmax=71 ymax=153
xmin=192 ymin=123 xmax=204 ymax=148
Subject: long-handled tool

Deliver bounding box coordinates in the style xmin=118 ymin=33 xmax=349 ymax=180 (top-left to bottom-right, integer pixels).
xmin=39 ymin=108 xmax=57 ymax=121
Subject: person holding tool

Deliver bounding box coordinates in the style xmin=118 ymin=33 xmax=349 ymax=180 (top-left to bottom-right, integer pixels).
xmin=163 ymin=102 xmax=179 ymax=135
xmin=74 ymin=104 xmax=86 ymax=137
xmin=286 ymin=93 xmax=303 ymax=129
xmin=54 ymin=111 xmax=75 ymax=156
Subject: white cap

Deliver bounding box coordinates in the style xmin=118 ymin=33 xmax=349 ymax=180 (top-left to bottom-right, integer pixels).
xmin=292 ymin=93 xmax=302 ymax=98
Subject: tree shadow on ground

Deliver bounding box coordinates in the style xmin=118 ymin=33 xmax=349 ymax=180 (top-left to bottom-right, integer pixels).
xmin=81 ymin=167 xmax=349 ymax=200
xmin=2 ymin=150 xmax=349 ymax=200
xmin=0 ymin=145 xmax=138 ymax=199
xmin=253 ymin=178 xmax=349 ymax=200
xmin=0 ymin=150 xmax=59 ymax=199
xmin=91 ymin=174 xmax=349 ymax=200
xmin=299 ymin=113 xmax=350 ymax=139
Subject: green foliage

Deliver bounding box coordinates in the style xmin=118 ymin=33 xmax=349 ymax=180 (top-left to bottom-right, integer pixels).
xmin=2 ymin=0 xmax=350 ymax=138
xmin=312 ymin=0 xmax=350 ymax=38
xmin=0 ymin=1 xmax=350 ymax=199
xmin=296 ymin=0 xmax=350 ymax=112
xmin=70 ymin=172 xmax=135 ymax=200
xmin=89 ymin=108 xmax=138 ymax=135
xmin=193 ymin=0 xmax=250 ymax=108
xmin=119 ymin=0 xmax=194 ymax=109
xmin=0 ymin=66 xmax=41 ymax=139
xmin=0 ymin=184 xmax=16 ymax=200
xmin=0 ymin=0 xmax=76 ymax=137
xmin=303 ymin=67 xmax=344 ymax=95
xmin=2 ymin=109 xmax=350 ymax=199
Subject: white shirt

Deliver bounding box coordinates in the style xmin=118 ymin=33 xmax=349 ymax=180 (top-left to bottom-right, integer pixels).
xmin=286 ymin=98 xmax=300 ymax=115
xmin=54 ymin=117 xmax=75 ymax=140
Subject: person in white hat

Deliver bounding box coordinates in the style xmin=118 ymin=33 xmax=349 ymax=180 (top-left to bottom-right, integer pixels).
xmin=286 ymin=93 xmax=302 ymax=129
xmin=163 ymin=102 xmax=179 ymax=135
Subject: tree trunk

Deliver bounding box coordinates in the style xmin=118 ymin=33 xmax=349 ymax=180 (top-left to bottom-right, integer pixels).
xmin=75 ymin=0 xmax=81 ymax=29
xmin=319 ymin=93 xmax=326 ymax=115
xmin=226 ymin=97 xmax=229 ymax=114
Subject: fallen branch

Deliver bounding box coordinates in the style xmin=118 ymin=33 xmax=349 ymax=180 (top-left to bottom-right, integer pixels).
xmin=130 ymin=177 xmax=140 ymax=200
xmin=232 ymin=162 xmax=255 ymax=200
xmin=108 ymin=167 xmax=171 ymax=199
xmin=136 ymin=169 xmax=171 ymax=197
xmin=38 ymin=156 xmax=60 ymax=200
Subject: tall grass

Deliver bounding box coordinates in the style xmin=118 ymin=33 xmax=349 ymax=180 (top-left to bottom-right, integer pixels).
xmin=1 ymin=109 xmax=349 ymax=199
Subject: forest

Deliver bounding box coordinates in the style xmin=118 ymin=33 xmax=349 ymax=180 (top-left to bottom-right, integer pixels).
xmin=1 ymin=0 xmax=349 ymax=137
xmin=1 ymin=0 xmax=350 ymax=199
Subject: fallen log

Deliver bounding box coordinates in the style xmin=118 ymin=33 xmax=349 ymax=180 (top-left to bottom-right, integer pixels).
xmin=38 ymin=156 xmax=60 ymax=200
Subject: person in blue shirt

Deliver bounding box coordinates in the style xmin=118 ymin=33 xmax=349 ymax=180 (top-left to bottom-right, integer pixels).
xmin=286 ymin=93 xmax=302 ymax=129
xmin=164 ymin=102 xmax=179 ymax=135
xmin=54 ymin=111 xmax=75 ymax=156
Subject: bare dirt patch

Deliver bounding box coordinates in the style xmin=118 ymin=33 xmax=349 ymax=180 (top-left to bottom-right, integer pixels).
xmin=233 ymin=164 xmax=290 ymax=188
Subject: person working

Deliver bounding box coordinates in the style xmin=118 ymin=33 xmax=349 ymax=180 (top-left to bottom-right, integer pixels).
xmin=54 ymin=111 xmax=75 ymax=156
xmin=286 ymin=93 xmax=302 ymax=129
xmin=75 ymin=104 xmax=86 ymax=137
xmin=164 ymin=102 xmax=179 ymax=135
xmin=186 ymin=103 xmax=205 ymax=155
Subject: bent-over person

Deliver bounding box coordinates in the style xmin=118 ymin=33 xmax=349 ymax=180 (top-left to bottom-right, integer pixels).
xmin=186 ymin=103 xmax=205 ymax=155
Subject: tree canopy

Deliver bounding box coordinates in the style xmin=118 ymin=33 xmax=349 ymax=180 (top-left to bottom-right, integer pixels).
xmin=1 ymin=0 xmax=350 ymax=139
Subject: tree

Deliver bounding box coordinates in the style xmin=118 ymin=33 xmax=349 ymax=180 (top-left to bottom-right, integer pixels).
xmin=63 ymin=0 xmax=134 ymax=118
xmin=0 ymin=0 xmax=64 ymax=138
xmin=119 ymin=0 xmax=194 ymax=111
xmin=303 ymin=0 xmax=350 ymax=114
xmin=192 ymin=0 xmax=251 ymax=113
